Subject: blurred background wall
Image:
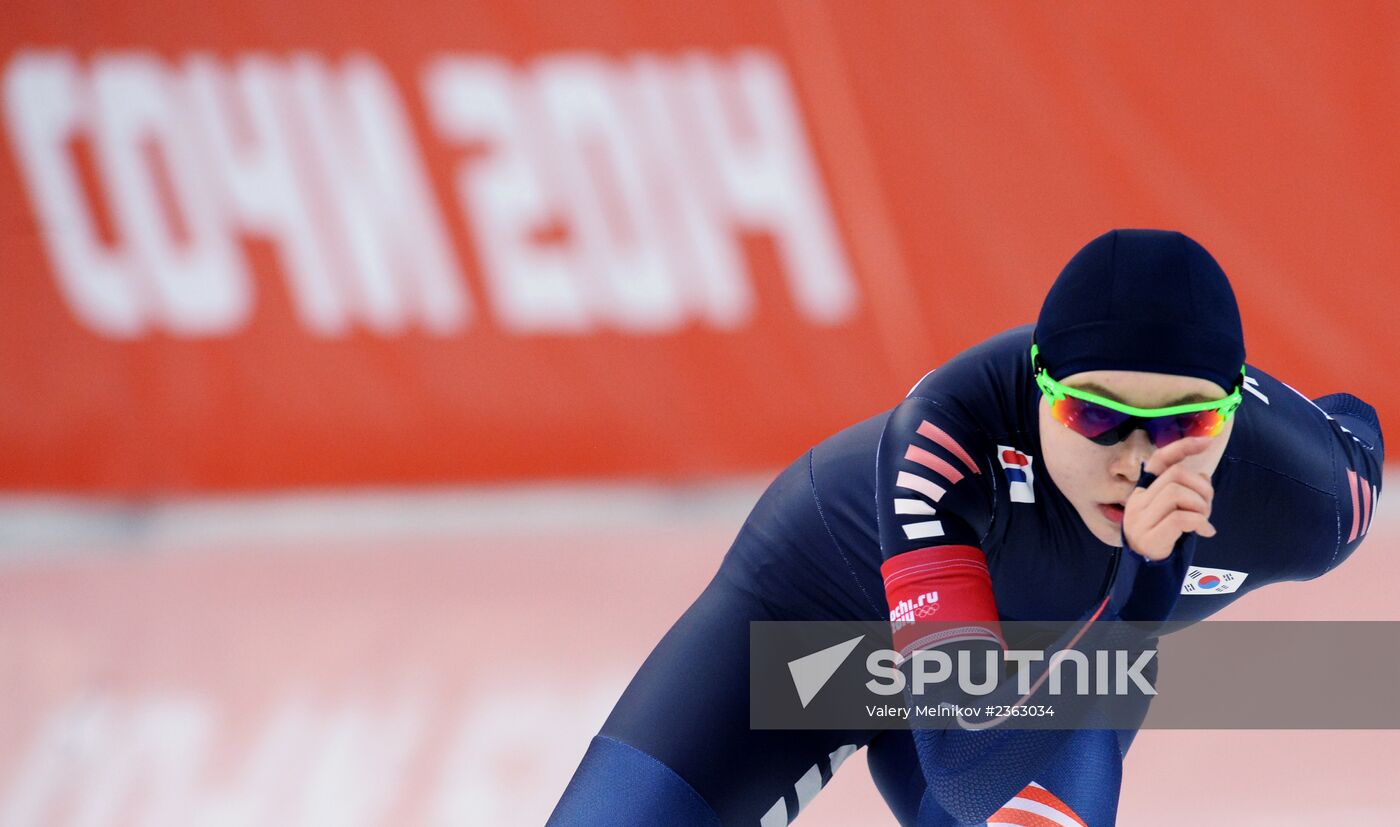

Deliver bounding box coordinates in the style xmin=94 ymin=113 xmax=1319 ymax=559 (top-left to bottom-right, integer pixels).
xmin=0 ymin=1 xmax=1396 ymax=825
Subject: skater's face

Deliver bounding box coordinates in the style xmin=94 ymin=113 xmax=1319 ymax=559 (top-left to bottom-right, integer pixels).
xmin=1037 ymin=369 xmax=1235 ymax=546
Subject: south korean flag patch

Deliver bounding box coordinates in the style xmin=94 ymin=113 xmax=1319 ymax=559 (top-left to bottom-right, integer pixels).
xmin=996 ymin=445 xmax=1036 ymax=503
xmin=1181 ymin=565 xmax=1248 ymax=595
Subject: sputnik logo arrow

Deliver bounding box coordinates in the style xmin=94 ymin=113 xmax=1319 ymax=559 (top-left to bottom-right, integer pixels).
xmin=788 ymin=635 xmax=865 ymax=708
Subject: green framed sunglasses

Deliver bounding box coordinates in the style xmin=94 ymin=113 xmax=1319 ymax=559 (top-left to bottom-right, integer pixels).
xmin=1031 ymin=344 xmax=1245 ymax=449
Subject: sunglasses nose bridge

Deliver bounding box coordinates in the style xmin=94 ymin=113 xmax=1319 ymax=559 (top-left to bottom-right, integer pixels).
xmin=1089 ymin=417 xmax=1152 ymax=449
xmin=1134 ymin=425 xmax=1165 ymax=453
xmin=1102 ymin=424 xmax=1154 ymax=483
xmin=1104 ymin=416 xmax=1144 ymax=444
xmin=1122 ymin=428 xmax=1158 ymax=477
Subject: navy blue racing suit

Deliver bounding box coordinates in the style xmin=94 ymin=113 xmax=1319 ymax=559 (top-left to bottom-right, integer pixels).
xmin=548 ymin=324 xmax=1385 ymax=826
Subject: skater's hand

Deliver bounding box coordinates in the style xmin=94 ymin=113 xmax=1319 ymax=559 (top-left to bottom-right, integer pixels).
xmin=1122 ymin=436 xmax=1217 ymax=561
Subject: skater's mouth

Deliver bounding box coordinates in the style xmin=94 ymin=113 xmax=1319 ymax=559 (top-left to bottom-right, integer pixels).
xmin=1098 ymin=502 xmax=1126 ymax=523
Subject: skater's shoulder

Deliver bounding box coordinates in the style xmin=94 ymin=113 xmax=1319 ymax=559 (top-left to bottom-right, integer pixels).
xmin=904 ymin=324 xmax=1034 ymax=401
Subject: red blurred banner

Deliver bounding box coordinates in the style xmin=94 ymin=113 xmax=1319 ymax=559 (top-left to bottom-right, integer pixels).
xmin=1 ymin=1 xmax=1394 ymax=492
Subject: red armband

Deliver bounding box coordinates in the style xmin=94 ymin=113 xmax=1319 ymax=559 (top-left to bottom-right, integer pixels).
xmin=881 ymin=545 xmax=1003 ymax=659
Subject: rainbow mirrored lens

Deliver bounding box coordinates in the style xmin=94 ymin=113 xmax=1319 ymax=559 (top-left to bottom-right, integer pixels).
xmin=1141 ymin=409 xmax=1226 ymax=446
xmin=1050 ymin=397 xmax=1131 ymax=439
xmin=1050 ymin=397 xmax=1226 ymax=448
